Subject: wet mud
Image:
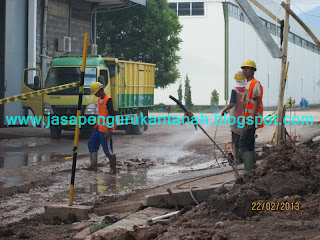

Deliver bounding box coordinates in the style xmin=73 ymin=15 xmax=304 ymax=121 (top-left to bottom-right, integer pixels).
xmin=104 ymin=142 xmax=320 ymax=240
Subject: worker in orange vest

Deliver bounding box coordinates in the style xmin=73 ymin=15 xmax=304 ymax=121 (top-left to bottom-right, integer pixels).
xmin=221 ymin=71 xmax=246 ymax=165
xmin=239 ymin=59 xmax=263 ymax=174
xmin=88 ymin=82 xmax=116 ymax=172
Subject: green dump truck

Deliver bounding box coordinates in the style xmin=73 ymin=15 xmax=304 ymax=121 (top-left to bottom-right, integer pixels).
xmin=22 ymin=55 xmax=155 ymax=138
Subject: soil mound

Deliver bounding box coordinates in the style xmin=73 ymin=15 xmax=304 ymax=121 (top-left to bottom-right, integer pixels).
xmin=201 ymin=142 xmax=320 ymax=220
xmin=108 ymin=142 xmax=320 ymax=240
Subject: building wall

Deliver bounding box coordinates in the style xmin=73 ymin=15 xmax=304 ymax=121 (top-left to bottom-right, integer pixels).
xmin=1 ymin=0 xmax=94 ymax=125
xmin=154 ymin=2 xmax=225 ymax=106
xmin=228 ymin=5 xmax=320 ymax=106
xmin=156 ymin=0 xmax=320 ymax=107
xmin=36 ymin=0 xmax=94 ymax=72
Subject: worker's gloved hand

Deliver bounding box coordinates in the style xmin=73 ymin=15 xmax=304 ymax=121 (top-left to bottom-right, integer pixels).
xmin=182 ymin=110 xmax=194 ymax=124
xmin=105 ymin=129 xmax=111 ymax=138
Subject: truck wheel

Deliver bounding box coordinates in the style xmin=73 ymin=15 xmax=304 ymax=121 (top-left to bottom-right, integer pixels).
xmin=129 ymin=110 xmax=144 ymax=135
xmin=50 ymin=126 xmax=61 ymax=139
xmin=125 ymin=125 xmax=133 ymax=135
xmin=143 ymin=110 xmax=148 ymax=131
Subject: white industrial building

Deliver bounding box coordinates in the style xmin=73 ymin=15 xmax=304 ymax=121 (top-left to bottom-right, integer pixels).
xmin=154 ymin=0 xmax=320 ymax=107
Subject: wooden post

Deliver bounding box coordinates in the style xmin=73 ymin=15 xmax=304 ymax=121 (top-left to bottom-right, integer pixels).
xmin=275 ymin=0 xmax=290 ymax=145
xmin=281 ymin=2 xmax=320 ymax=47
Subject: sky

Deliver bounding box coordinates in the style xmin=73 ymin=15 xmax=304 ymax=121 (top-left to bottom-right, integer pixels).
xmin=290 ymin=1 xmax=320 ymax=14
xmin=256 ymin=0 xmax=320 ymax=14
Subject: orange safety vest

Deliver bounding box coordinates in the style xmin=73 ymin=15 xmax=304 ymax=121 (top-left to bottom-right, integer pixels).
xmin=95 ymin=95 xmax=116 ymax=132
xmin=244 ymin=78 xmax=264 ymax=129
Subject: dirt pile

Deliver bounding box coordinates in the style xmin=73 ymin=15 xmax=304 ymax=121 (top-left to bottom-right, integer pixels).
xmin=200 ymin=142 xmax=320 ymax=220
xmin=106 ymin=142 xmax=320 ymax=240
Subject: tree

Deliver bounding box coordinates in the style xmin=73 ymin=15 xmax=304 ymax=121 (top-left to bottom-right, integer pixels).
xmin=210 ymin=89 xmax=219 ymax=107
xmin=97 ymin=0 xmax=182 ymax=88
xmin=184 ymin=74 xmax=193 ymax=108
xmin=177 ymin=80 xmax=183 ymax=103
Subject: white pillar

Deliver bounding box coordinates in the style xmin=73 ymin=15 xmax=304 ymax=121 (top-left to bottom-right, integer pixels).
xmin=28 ymin=0 xmax=37 ymax=83
xmin=28 ymin=0 xmax=37 ymax=68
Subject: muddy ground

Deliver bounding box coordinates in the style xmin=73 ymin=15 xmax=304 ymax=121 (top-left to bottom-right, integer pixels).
xmin=98 ymin=142 xmax=320 ymax=240
xmin=0 ymin=110 xmax=320 ymax=239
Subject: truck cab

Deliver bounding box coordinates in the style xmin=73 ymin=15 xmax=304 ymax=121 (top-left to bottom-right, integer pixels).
xmin=22 ymin=55 xmax=155 ymax=138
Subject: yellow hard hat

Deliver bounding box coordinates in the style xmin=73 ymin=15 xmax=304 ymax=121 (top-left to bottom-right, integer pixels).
xmin=241 ymin=59 xmax=257 ymax=70
xmin=234 ymin=71 xmax=245 ymax=81
xmin=90 ymin=82 xmax=103 ymax=95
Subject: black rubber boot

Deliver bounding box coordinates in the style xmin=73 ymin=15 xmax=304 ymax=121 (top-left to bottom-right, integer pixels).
xmin=89 ymin=152 xmax=98 ymax=171
xmin=108 ymin=154 xmax=117 ymax=173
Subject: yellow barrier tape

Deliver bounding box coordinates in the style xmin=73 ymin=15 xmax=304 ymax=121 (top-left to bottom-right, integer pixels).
xmin=0 ymin=81 xmax=80 ymax=105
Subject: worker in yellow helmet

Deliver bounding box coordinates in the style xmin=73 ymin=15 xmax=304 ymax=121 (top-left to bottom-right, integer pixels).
xmin=221 ymin=71 xmax=246 ymax=165
xmin=239 ymin=59 xmax=264 ymax=174
xmin=88 ymin=82 xmax=117 ymax=172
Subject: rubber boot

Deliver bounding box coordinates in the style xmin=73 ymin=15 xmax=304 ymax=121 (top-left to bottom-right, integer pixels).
xmin=241 ymin=151 xmax=256 ymax=174
xmin=108 ymin=154 xmax=117 ymax=173
xmin=232 ymin=144 xmax=242 ymax=165
xmin=89 ymin=152 xmax=98 ymax=171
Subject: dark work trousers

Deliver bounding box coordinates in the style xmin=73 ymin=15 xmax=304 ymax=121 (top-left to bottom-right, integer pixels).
xmin=231 ymin=131 xmax=241 ymax=144
xmin=88 ymin=129 xmax=113 ymax=157
xmin=239 ymin=127 xmax=256 ymax=152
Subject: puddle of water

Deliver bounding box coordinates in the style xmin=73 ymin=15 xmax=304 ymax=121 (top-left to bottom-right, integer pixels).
xmin=0 ymin=152 xmax=75 ymax=188
xmin=0 ymin=152 xmax=69 ymax=170
xmin=0 ymin=156 xmax=227 ymax=226
xmin=2 ymin=175 xmax=26 ymax=188
xmin=74 ymin=170 xmax=149 ymax=195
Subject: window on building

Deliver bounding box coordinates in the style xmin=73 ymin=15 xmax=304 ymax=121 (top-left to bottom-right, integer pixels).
xmin=260 ymin=18 xmax=267 ymax=27
xmin=267 ymin=22 xmax=276 ymax=36
xmin=192 ymin=2 xmax=204 ymax=16
xmin=170 ymin=2 xmax=205 ymax=16
xmin=229 ymin=4 xmax=240 ymax=20
xmin=178 ymin=2 xmax=190 ymax=16
xmin=302 ymin=39 xmax=307 ymax=48
xmin=277 ymin=26 xmax=281 ymax=37
xmin=169 ymin=2 xmax=177 ymax=13
xmin=294 ymin=35 xmax=302 ymax=46
xmin=307 ymin=42 xmax=314 ymax=51
xmin=288 ymin=32 xmax=294 ymax=43
xmin=240 ymin=12 xmax=245 ymax=22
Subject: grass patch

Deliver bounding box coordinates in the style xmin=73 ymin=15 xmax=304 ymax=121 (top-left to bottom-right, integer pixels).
xmin=90 ymin=222 xmax=107 ymax=234
xmin=308 ymin=104 xmax=320 ymax=109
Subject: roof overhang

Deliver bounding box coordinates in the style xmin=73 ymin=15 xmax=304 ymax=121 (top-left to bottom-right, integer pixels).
xmin=85 ymin=0 xmax=146 ymax=7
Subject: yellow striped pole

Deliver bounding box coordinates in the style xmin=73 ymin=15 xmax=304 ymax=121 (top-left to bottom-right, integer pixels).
xmin=68 ymin=33 xmax=88 ymax=206
xmin=0 ymin=82 xmax=79 ymax=105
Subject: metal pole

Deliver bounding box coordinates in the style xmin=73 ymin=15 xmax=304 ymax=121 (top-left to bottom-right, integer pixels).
xmin=223 ymin=1 xmax=229 ymax=106
xmin=68 ymin=33 xmax=88 ymax=206
xmin=41 ymin=0 xmax=48 ymax=78
xmin=275 ymin=0 xmax=290 ymax=145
